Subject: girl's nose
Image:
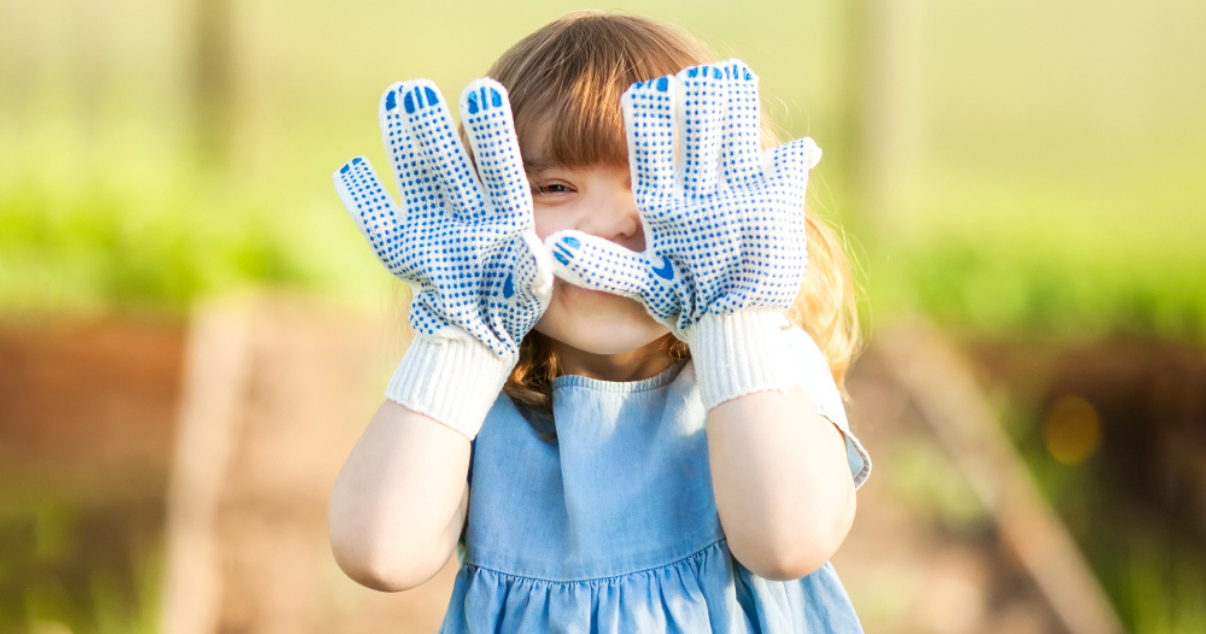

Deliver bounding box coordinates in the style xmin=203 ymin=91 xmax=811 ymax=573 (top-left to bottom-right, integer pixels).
xmin=582 ymin=185 xmax=645 ymax=252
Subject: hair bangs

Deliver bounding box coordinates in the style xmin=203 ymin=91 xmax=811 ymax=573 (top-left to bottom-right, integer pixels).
xmin=542 ymin=65 xmax=630 ymax=168
xmin=489 ymin=11 xmax=714 ymax=169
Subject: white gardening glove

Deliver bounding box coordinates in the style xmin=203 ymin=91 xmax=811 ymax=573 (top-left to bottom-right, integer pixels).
xmin=545 ymin=59 xmax=821 ymax=409
xmin=334 ymin=78 xmax=552 ymax=438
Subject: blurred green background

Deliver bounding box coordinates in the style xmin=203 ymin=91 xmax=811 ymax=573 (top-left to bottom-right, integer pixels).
xmin=4 ymin=0 xmax=1203 ymax=336
xmin=2 ymin=0 xmax=1204 ymax=632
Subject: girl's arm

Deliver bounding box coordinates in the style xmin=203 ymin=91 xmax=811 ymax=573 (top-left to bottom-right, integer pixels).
xmin=706 ymin=387 xmax=856 ymax=580
xmin=328 ymin=400 xmax=470 ymax=592
xmin=328 ymin=78 xmax=551 ymax=591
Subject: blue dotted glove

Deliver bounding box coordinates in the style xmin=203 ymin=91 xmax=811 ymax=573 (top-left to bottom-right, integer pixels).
xmin=333 ymin=79 xmax=552 ymax=438
xmin=545 ymin=59 xmax=820 ymax=337
xmin=546 ymin=60 xmax=824 ymax=409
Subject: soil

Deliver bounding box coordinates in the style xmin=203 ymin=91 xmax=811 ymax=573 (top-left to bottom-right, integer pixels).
xmin=0 ymin=316 xmax=184 ymax=499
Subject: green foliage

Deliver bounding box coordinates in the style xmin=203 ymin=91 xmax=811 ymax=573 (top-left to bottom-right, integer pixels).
xmin=3 ymin=0 xmax=1204 ymax=341
xmin=0 ymin=182 xmax=313 ymax=314
xmin=1118 ymin=535 xmax=1206 ymax=634
xmin=868 ymin=230 xmax=1206 ymax=343
xmin=0 ymin=495 xmax=162 ymax=634
xmin=1002 ymin=383 xmax=1206 ymax=634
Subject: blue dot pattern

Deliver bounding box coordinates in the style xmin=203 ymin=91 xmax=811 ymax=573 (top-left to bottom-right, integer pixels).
xmin=333 ymin=78 xmax=552 ymax=356
xmin=547 ymin=60 xmax=822 ymax=334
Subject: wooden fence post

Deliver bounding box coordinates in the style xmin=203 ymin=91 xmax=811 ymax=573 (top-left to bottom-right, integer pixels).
xmin=160 ymin=297 xmax=254 ymax=634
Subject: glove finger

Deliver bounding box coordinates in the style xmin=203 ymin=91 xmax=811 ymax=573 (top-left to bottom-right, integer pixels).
xmin=399 ymin=79 xmax=486 ymax=222
xmin=622 ymin=76 xmax=677 ymax=194
xmin=333 ymin=156 xmax=408 ymax=275
xmin=719 ymin=60 xmax=764 ymax=188
xmin=460 ymin=79 xmax=532 ymax=225
xmin=675 ymin=63 xmax=725 ymax=196
xmin=378 ymin=83 xmax=430 ymax=216
xmin=545 ymin=230 xmax=655 ymax=301
xmin=765 ymin=136 xmax=821 ymax=200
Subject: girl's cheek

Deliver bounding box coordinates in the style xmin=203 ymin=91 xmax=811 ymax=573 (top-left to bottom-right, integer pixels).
xmin=532 ymin=205 xmax=570 ymax=240
xmin=532 ymin=209 xmax=552 ymax=240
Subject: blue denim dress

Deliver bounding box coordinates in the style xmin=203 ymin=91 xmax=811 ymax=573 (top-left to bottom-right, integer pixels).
xmin=439 ymin=328 xmax=872 ymax=633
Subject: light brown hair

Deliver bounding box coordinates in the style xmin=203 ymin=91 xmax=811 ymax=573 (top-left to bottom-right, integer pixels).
xmin=488 ymin=11 xmax=861 ymax=421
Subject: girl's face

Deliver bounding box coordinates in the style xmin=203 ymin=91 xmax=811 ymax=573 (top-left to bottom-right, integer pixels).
xmin=522 ymin=125 xmax=672 ymax=365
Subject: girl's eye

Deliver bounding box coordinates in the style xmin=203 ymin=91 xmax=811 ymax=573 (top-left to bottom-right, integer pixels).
xmin=531 ymin=182 xmax=573 ymax=195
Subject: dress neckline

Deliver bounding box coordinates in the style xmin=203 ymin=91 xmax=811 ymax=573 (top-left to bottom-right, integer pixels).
xmin=551 ymin=360 xmax=687 ymax=395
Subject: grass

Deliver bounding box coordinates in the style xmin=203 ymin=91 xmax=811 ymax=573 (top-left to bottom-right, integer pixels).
xmin=0 ymin=492 xmax=162 ymax=634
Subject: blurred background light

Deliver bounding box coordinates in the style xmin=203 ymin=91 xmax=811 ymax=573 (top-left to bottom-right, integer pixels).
xmin=1042 ymin=395 xmax=1103 ymax=466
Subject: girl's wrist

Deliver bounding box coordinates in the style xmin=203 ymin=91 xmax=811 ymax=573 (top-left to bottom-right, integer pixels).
xmin=385 ymin=336 xmax=517 ymax=440
xmin=685 ymin=309 xmax=806 ymax=410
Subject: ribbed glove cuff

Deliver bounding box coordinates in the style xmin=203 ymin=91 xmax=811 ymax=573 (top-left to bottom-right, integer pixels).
xmin=686 ymin=310 xmax=804 ymax=411
xmin=384 ymin=336 xmax=517 ymax=440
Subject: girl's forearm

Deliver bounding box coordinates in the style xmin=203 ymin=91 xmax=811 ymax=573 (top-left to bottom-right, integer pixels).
xmin=706 ymin=386 xmax=856 ymax=581
xmin=328 ymin=400 xmax=471 ymax=592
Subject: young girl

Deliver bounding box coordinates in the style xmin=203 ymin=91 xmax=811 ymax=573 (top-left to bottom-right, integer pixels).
xmin=329 ymin=10 xmax=871 ymax=633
